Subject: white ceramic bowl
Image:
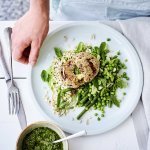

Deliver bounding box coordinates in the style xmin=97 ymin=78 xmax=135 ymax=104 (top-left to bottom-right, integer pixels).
xmin=16 ymin=121 xmax=69 ymax=150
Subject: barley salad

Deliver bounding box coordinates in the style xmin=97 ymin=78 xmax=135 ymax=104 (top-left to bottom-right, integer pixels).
xmin=41 ymin=40 xmax=129 ymax=121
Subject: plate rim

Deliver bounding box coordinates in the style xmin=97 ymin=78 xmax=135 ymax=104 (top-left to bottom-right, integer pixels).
xmin=28 ymin=22 xmax=144 ymax=135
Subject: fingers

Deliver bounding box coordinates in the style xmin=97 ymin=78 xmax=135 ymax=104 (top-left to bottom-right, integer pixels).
xmin=29 ymin=39 xmax=40 ymax=66
xmin=11 ymin=27 xmax=41 ymax=65
xmin=18 ymin=46 xmax=31 ymax=64
xmin=11 ymin=33 xmax=31 ymax=64
xmin=12 ymin=41 xmax=23 ymax=60
xmin=12 ymin=42 xmax=29 ymax=64
xmin=16 ymin=56 xmax=28 ymax=64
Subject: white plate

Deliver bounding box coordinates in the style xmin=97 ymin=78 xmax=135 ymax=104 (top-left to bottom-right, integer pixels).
xmin=29 ymin=22 xmax=143 ymax=135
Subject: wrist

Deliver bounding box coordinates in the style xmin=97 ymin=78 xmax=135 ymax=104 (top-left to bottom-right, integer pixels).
xmin=30 ymin=0 xmax=49 ymax=18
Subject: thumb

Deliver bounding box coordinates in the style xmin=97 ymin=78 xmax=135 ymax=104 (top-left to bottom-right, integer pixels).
xmin=29 ymin=40 xmax=40 ymax=66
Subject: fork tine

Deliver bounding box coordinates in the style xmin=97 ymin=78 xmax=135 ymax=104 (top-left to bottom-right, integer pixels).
xmin=16 ymin=92 xmax=20 ymax=114
xmin=14 ymin=93 xmax=17 ymax=114
xmin=8 ymin=93 xmax=11 ymax=115
xmin=14 ymin=92 xmax=18 ymax=114
xmin=13 ymin=92 xmax=17 ymax=115
xmin=10 ymin=93 xmax=13 ymax=115
xmin=9 ymin=93 xmax=12 ymax=115
xmin=11 ymin=93 xmax=15 ymax=115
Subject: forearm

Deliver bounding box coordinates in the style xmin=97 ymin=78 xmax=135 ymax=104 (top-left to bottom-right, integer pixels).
xmin=30 ymin=0 xmax=49 ymax=18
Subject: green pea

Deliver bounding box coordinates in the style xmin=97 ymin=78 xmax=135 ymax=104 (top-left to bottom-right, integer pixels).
xmin=101 ymin=114 xmax=105 ymax=117
xmin=97 ymin=117 xmax=101 ymax=121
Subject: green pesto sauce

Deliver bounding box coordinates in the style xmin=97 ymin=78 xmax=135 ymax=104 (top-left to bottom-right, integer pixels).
xmin=22 ymin=127 xmax=63 ymax=150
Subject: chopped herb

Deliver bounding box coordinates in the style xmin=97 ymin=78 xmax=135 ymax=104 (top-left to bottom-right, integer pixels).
xmin=123 ymin=92 xmax=126 ymax=95
xmin=107 ymin=38 xmax=111 ymax=41
xmin=74 ymin=65 xmax=81 ymax=75
xmin=101 ymin=114 xmax=105 ymax=117
xmin=97 ymin=117 xmax=101 ymax=121
xmin=75 ymin=42 xmax=85 ymax=53
xmin=22 ymin=127 xmax=63 ymax=150
xmin=64 ymin=35 xmax=68 ymax=41
xmin=41 ymin=70 xmax=50 ymax=82
xmin=111 ymin=95 xmax=120 ymax=107
xmin=95 ymin=113 xmax=98 ymax=116
xmin=99 ymin=42 xmax=108 ymax=60
xmin=117 ymin=51 xmax=121 ymax=55
xmin=54 ymin=47 xmax=63 ymax=59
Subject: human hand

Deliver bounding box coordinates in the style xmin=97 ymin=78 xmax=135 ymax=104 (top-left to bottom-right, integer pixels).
xmin=12 ymin=3 xmax=49 ymax=65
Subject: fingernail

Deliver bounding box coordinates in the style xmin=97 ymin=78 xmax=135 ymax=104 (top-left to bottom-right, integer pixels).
xmin=29 ymin=61 xmax=36 ymax=66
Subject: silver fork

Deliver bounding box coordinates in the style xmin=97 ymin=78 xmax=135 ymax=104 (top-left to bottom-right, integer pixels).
xmin=0 ymin=28 xmax=26 ymax=128
xmin=4 ymin=27 xmax=20 ymax=115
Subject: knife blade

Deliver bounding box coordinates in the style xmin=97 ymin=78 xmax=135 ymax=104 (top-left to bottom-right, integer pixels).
xmin=17 ymin=94 xmax=27 ymax=130
xmin=0 ymin=37 xmax=27 ymax=130
xmin=132 ymin=99 xmax=149 ymax=150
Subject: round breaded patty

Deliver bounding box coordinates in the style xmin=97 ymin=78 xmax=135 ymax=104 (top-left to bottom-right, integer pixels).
xmin=61 ymin=52 xmax=99 ymax=88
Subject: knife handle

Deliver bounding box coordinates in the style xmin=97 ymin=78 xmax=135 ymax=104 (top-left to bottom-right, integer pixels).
xmin=0 ymin=41 xmax=11 ymax=81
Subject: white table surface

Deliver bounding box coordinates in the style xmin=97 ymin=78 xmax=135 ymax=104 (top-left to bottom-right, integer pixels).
xmin=0 ymin=21 xmax=139 ymax=150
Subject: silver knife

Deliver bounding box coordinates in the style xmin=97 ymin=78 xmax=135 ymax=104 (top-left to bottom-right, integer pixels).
xmin=0 ymin=28 xmax=27 ymax=130
xmin=132 ymin=100 xmax=149 ymax=150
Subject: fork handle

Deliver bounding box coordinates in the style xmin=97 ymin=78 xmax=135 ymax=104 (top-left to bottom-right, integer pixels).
xmin=0 ymin=41 xmax=11 ymax=81
xmin=4 ymin=27 xmax=13 ymax=82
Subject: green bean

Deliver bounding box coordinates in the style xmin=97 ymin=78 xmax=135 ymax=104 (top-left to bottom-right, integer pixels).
xmin=77 ymin=109 xmax=88 ymax=120
xmin=80 ymin=90 xmax=88 ymax=103
xmin=80 ymin=94 xmax=89 ymax=104
xmin=77 ymin=92 xmax=81 ymax=105
xmin=77 ymin=98 xmax=97 ymax=120
xmin=57 ymin=91 xmax=61 ymax=108
xmin=85 ymin=100 xmax=91 ymax=107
